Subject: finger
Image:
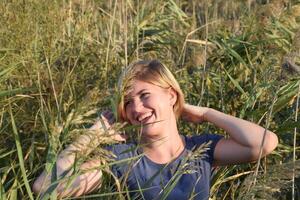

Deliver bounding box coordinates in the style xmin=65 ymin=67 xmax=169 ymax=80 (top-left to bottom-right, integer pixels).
xmin=101 ymin=115 xmax=114 ymax=126
xmin=102 ymin=110 xmax=113 ymax=116
xmin=99 ymin=115 xmax=110 ymax=130
xmin=89 ymin=122 xmax=100 ymax=130
xmin=107 ymin=113 xmax=115 ymax=123
xmin=101 ymin=111 xmax=110 ymax=119
xmin=107 ymin=112 xmax=115 ymax=119
xmin=100 ymin=114 xmax=108 ymax=122
xmin=101 ymin=111 xmax=115 ymax=123
xmin=113 ymin=134 xmax=127 ymax=142
xmin=98 ymin=114 xmax=111 ymax=131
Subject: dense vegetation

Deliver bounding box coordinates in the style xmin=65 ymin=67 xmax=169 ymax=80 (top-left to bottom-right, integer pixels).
xmin=1 ymin=0 xmax=300 ymax=199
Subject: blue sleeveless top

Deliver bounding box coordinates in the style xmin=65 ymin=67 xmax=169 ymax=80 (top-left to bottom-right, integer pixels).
xmin=106 ymin=134 xmax=222 ymax=200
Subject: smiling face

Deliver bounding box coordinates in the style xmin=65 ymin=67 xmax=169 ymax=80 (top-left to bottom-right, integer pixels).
xmin=124 ymin=80 xmax=177 ymax=136
xmin=117 ymin=60 xmax=185 ymax=136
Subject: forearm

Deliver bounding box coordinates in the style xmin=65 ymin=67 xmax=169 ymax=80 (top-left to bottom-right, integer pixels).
xmin=34 ymin=159 xmax=103 ymax=198
xmin=56 ymin=160 xmax=103 ymax=198
xmin=56 ymin=132 xmax=102 ymax=174
xmin=183 ymin=104 xmax=278 ymax=164
xmin=33 ymin=129 xmax=104 ymax=196
xmin=204 ymin=108 xmax=278 ymax=151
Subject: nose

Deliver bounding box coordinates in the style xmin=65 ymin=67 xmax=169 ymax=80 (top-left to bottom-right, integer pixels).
xmin=127 ymin=99 xmax=144 ymax=122
xmin=126 ymin=98 xmax=146 ymax=123
xmin=131 ymin=99 xmax=143 ymax=113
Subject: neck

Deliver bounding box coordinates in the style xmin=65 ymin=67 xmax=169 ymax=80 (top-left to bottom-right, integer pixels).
xmin=140 ymin=122 xmax=185 ymax=164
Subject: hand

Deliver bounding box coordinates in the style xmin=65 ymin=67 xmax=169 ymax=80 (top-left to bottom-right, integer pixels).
xmin=90 ymin=110 xmax=114 ymax=131
xmin=90 ymin=110 xmax=127 ymax=142
xmin=181 ymin=104 xmax=209 ymax=123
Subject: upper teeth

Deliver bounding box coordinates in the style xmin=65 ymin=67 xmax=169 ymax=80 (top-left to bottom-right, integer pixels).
xmin=138 ymin=112 xmax=152 ymax=122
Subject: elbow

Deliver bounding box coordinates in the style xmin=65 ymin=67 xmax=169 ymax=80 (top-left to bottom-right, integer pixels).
xmin=248 ymin=131 xmax=278 ymax=161
xmin=32 ymin=172 xmax=51 ymax=196
xmin=262 ymin=131 xmax=278 ymax=156
xmin=32 ymin=179 xmax=43 ymax=195
xmin=32 ymin=177 xmax=73 ymax=198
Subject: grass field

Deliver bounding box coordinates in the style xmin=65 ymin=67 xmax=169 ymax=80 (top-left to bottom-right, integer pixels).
xmin=1 ymin=0 xmax=300 ymax=199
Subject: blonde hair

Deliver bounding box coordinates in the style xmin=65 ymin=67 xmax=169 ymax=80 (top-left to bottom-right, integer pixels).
xmin=117 ymin=60 xmax=185 ymax=122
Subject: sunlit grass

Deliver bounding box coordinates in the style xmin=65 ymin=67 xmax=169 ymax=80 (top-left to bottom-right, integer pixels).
xmin=1 ymin=0 xmax=300 ymax=199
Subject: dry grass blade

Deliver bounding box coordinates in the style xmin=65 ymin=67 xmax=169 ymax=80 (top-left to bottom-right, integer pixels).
xmin=186 ymin=39 xmax=214 ymax=46
xmin=239 ymin=160 xmax=300 ymax=200
xmin=292 ymin=83 xmax=300 ymax=200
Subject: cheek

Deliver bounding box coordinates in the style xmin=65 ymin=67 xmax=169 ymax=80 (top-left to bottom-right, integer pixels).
xmin=160 ymin=99 xmax=175 ymax=115
xmin=124 ymin=107 xmax=131 ymax=119
xmin=124 ymin=106 xmax=134 ymax=123
xmin=151 ymin=98 xmax=170 ymax=113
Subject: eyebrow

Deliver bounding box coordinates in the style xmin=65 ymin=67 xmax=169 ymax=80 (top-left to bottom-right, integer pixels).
xmin=137 ymin=89 xmax=148 ymax=95
xmin=125 ymin=89 xmax=148 ymax=100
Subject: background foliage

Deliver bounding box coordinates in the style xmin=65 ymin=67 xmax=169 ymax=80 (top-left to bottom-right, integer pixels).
xmin=1 ymin=0 xmax=300 ymax=199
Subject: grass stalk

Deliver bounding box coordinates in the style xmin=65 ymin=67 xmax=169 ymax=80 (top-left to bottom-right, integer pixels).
xmin=9 ymin=100 xmax=34 ymax=200
xmin=104 ymin=0 xmax=118 ymax=87
xmin=1 ymin=1 xmax=300 ymax=199
xmin=45 ymin=55 xmax=60 ymax=121
xmin=250 ymin=93 xmax=277 ymax=190
xmin=198 ymin=2 xmax=209 ymax=107
xmin=292 ymin=83 xmax=300 ymax=200
xmin=123 ymin=0 xmax=128 ymax=67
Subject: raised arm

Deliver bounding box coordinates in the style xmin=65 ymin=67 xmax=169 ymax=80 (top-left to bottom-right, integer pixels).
xmin=32 ymin=111 xmax=126 ymax=198
xmin=33 ymin=134 xmax=103 ymax=198
xmin=181 ymin=104 xmax=278 ymax=166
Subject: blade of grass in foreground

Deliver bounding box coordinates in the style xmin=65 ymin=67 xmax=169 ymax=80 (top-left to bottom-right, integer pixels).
xmin=0 ymin=65 xmax=18 ymax=80
xmin=292 ymin=83 xmax=300 ymax=200
xmin=224 ymin=68 xmax=247 ymax=97
xmin=0 ymin=178 xmax=6 ymax=200
xmin=0 ymin=88 xmax=33 ymax=98
xmin=9 ymin=101 xmax=34 ymax=200
xmin=9 ymin=178 xmax=18 ymax=200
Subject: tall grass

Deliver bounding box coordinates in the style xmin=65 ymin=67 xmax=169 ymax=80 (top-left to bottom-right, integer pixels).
xmin=1 ymin=0 xmax=300 ymax=199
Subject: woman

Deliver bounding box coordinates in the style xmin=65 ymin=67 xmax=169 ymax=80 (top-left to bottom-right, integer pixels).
xmin=33 ymin=60 xmax=278 ymax=199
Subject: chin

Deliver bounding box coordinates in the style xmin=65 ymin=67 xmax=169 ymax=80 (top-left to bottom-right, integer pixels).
xmin=140 ymin=124 xmax=163 ymax=137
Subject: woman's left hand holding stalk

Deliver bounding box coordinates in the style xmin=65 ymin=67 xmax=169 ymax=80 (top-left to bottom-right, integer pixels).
xmin=70 ymin=110 xmax=127 ymax=155
xmin=181 ymin=104 xmax=278 ymax=166
xmin=33 ymin=110 xmax=126 ymax=197
xmin=89 ymin=110 xmax=127 ymax=143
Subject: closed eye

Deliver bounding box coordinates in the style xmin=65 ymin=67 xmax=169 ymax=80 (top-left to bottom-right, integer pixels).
xmin=140 ymin=92 xmax=150 ymax=99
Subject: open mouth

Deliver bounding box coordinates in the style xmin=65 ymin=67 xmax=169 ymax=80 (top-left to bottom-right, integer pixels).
xmin=137 ymin=112 xmax=154 ymax=124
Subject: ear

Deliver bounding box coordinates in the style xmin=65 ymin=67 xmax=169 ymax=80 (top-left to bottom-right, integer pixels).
xmin=168 ymin=87 xmax=177 ymax=106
